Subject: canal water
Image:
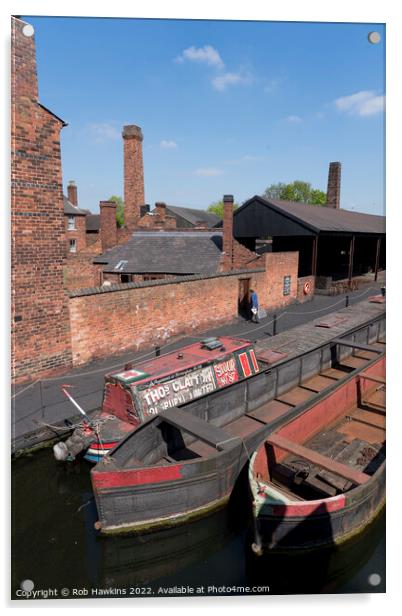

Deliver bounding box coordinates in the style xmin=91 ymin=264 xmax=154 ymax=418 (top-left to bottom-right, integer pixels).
xmin=11 ymin=448 xmax=385 ymax=599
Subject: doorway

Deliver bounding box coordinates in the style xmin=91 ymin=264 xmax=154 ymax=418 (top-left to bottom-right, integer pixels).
xmin=238 ymin=278 xmax=251 ymax=318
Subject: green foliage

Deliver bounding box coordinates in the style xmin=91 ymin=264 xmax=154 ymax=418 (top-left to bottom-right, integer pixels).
xmin=207 ymin=200 xmax=239 ymax=219
xmin=108 ymin=195 xmax=124 ymax=227
xmin=263 ymin=181 xmax=327 ymax=206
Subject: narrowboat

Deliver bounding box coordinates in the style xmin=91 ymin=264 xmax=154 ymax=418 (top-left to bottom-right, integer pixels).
xmin=53 ymin=336 xmax=260 ymax=463
xmin=249 ymin=352 xmax=385 ymax=554
xmin=91 ymin=333 xmax=385 ymax=534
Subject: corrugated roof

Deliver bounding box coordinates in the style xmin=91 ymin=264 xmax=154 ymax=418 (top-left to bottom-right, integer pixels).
xmin=63 ymin=196 xmax=87 ymax=216
xmin=239 ymin=196 xmax=385 ymax=234
xmin=94 ymin=231 xmax=223 ymax=274
xmin=164 ymin=205 xmax=221 ymax=228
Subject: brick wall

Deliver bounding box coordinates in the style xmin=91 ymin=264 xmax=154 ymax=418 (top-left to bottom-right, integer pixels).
xmin=264 ymin=252 xmax=299 ymax=309
xmin=11 ymin=17 xmax=72 ymax=383
xmin=65 ymin=213 xmax=86 ymax=253
xmin=297 ymin=275 xmax=316 ymax=303
xmin=68 ymin=255 xmax=299 ymax=366
xmin=64 ymin=254 xmax=103 ymax=291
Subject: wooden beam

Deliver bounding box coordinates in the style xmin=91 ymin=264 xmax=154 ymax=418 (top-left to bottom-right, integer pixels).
xmin=311 ymin=236 xmax=318 ymax=276
xmin=331 ymin=338 xmax=383 ymax=354
xmin=267 ymin=433 xmax=371 ymax=485
xmin=374 ymin=237 xmax=381 ymax=282
xmin=160 ymin=406 xmax=235 ymax=448
xmin=359 ymin=374 xmax=386 ymax=385
xmin=348 ymin=235 xmax=355 ymax=283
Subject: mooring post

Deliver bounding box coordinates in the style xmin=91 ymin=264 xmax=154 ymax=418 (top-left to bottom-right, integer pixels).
xmin=273 ymin=313 xmax=277 ymax=336
xmin=345 ymin=294 xmax=349 ymax=308
xmin=155 ymin=346 xmax=161 ymax=357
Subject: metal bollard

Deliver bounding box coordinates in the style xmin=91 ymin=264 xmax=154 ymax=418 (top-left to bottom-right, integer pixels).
xmin=345 ymin=295 xmax=349 ymax=308
xmin=155 ymin=345 xmax=161 ymax=357
xmin=273 ymin=313 xmax=277 ymax=336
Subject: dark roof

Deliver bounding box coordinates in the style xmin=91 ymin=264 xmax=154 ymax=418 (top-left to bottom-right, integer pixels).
xmin=164 ymin=206 xmax=221 ymax=228
xmin=94 ymin=231 xmax=223 ymax=275
xmin=86 ymin=214 xmax=100 ymax=231
xmin=63 ymin=196 xmax=88 ymax=216
xmin=237 ymin=196 xmax=385 ymax=235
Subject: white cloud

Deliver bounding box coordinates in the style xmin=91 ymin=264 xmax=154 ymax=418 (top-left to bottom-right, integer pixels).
xmin=160 ymin=140 xmax=178 ymax=149
xmin=194 ymin=168 xmax=224 ymax=177
xmin=334 ymin=90 xmax=385 ymax=117
xmin=212 ymin=70 xmax=253 ymax=92
xmin=176 ymin=45 xmax=224 ymax=69
xmin=88 ymin=123 xmax=120 ymax=141
xmin=285 ymin=115 xmax=302 ymax=124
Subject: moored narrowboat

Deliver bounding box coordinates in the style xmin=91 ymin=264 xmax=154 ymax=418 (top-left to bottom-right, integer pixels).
xmin=91 ymin=334 xmax=385 ymax=534
xmin=53 ymin=336 xmax=260 ymax=463
xmin=249 ymin=353 xmax=385 ymax=554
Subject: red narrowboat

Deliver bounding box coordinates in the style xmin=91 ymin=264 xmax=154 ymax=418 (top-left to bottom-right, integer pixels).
xmin=53 ymin=337 xmax=260 ymax=463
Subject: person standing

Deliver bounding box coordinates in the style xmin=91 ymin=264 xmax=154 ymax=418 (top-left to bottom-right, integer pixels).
xmin=250 ymin=289 xmax=259 ymax=323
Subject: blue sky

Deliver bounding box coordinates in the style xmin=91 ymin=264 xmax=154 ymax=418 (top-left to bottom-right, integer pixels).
xmin=22 ymin=16 xmax=385 ymax=215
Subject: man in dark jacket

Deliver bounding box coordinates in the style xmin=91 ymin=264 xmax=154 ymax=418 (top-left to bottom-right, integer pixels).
xmin=250 ymin=289 xmax=259 ymax=323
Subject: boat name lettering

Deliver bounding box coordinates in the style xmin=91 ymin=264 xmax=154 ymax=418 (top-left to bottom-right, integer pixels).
xmin=214 ymin=357 xmax=239 ymax=387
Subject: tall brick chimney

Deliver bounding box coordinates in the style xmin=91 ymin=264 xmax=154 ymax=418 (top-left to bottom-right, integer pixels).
xmin=122 ymin=125 xmax=145 ymax=231
xmin=326 ymin=162 xmax=341 ymax=209
xmin=100 ymin=201 xmax=117 ymax=251
xmin=222 ymin=194 xmax=234 ymax=270
xmin=67 ymin=180 xmax=78 ymax=206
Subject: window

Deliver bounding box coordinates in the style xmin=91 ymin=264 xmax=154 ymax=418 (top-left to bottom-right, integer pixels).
xmin=120 ymin=274 xmax=132 ymax=283
xmin=68 ymin=215 xmax=76 ymax=230
xmin=69 ymin=239 xmax=77 ymax=253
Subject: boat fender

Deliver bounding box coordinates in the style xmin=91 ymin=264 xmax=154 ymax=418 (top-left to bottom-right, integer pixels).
xmin=94 ymin=521 xmax=102 ymax=531
xmin=303 ymin=281 xmax=312 ymax=295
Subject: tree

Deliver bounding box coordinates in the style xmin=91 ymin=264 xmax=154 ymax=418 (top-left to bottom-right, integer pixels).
xmin=263 ymin=181 xmax=327 ymax=206
xmin=207 ymin=200 xmax=239 ymax=219
xmin=108 ymin=195 xmax=124 ymax=227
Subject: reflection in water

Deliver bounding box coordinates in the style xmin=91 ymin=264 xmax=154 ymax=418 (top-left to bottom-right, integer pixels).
xmin=11 ymin=449 xmax=385 ymax=597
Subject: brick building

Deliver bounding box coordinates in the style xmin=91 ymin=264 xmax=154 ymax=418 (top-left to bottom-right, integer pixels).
xmin=11 ymin=17 xmax=73 ymax=382
xmin=63 ymin=182 xmax=89 ymax=254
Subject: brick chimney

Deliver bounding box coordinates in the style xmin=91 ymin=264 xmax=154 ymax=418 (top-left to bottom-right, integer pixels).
xmin=326 ymin=162 xmax=341 ymax=209
xmin=100 ymin=201 xmax=117 ymax=251
xmin=155 ymin=202 xmax=166 ymax=220
xmin=122 ymin=125 xmax=145 ymax=231
xmin=67 ymin=181 xmax=78 ymax=206
xmin=222 ymin=194 xmax=234 ymax=270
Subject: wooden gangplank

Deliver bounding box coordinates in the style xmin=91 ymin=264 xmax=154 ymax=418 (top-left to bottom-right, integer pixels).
xmin=160 ymin=407 xmax=235 ymax=449
xmin=267 ymin=434 xmax=371 ymax=485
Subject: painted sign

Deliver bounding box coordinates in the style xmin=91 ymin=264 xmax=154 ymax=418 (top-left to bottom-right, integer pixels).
xmin=137 ymin=365 xmax=217 ymax=417
xmin=214 ymin=357 xmax=239 ymax=387
xmin=283 ymin=275 xmax=291 ymax=296
xmin=114 ymin=369 xmax=149 ymax=384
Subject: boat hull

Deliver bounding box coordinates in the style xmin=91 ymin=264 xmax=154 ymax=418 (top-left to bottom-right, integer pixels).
xmin=251 ymin=462 xmax=385 ymax=551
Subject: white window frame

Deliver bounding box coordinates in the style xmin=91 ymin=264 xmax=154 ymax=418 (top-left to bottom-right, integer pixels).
xmin=68 ymin=215 xmax=76 ymax=230
xmin=69 ymin=239 xmax=77 ymax=253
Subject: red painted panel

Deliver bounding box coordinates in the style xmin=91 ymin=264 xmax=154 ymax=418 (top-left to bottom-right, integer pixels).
xmin=239 ymin=352 xmax=252 ymax=378
xmin=249 ymin=349 xmax=260 ymax=373
xmin=92 ymin=464 xmax=183 ymax=490
xmin=88 ymin=441 xmax=118 ymax=450
xmin=270 ymin=494 xmax=346 ymax=517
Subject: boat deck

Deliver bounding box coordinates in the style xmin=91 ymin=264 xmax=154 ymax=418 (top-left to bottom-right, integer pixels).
xmin=154 ymin=345 xmax=384 ymax=466
xmin=269 ymin=384 xmax=385 ymax=499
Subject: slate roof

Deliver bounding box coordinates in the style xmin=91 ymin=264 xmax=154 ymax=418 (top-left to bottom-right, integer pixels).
xmin=63 ymin=196 xmax=88 ymax=216
xmin=164 ymin=205 xmax=221 ymax=228
xmin=238 ymin=196 xmax=385 ymax=235
xmin=86 ymin=214 xmax=100 ymax=232
xmin=94 ymin=231 xmax=224 ymax=275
